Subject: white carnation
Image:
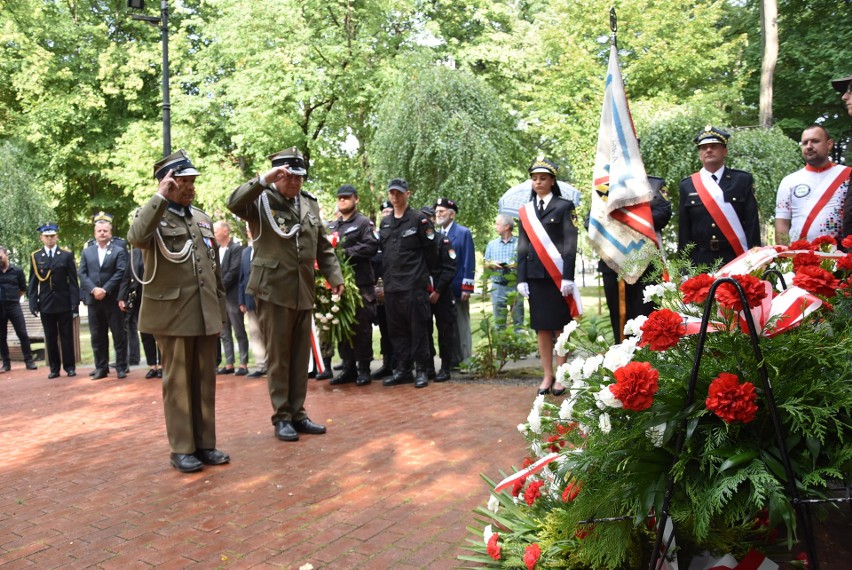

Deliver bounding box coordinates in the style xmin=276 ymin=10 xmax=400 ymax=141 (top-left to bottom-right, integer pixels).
xmin=602 ymin=341 xmax=636 ymax=372
xmin=331 ymin=294 xmax=341 ymax=303
xmin=517 ymin=423 xmax=527 ymax=434
xmin=554 ymin=321 xmax=579 ymax=356
xmin=483 ymin=524 xmax=493 ymax=546
xmin=532 ymin=393 xmax=545 ymax=415
xmin=527 ymin=406 xmax=542 ymax=435
xmin=567 ymin=357 xmax=586 ymax=383
xmin=487 ymin=495 xmax=500 ymax=513
xmin=331 ymin=318 xmax=340 ymax=325
xmin=595 ymin=385 xmax=623 ymax=409
xmin=559 ymin=397 xmax=576 ymax=420
xmin=555 ymin=362 xmax=571 ymax=385
xmin=331 ymin=305 xmax=340 ymax=313
xmin=623 ymin=315 xmax=648 ymax=339
xmin=582 ymin=354 xmax=604 ymax=378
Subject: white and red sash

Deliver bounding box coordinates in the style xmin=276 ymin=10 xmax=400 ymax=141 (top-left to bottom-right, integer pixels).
xmin=519 ymin=202 xmax=582 ymax=317
xmin=691 ymin=171 xmax=749 ymax=256
xmin=797 ymin=163 xmax=852 ymax=240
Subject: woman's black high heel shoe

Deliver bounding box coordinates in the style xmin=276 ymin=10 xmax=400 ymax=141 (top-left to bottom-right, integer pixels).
xmin=537 ymin=377 xmax=554 ymax=395
xmin=551 ymin=382 xmax=567 ymax=397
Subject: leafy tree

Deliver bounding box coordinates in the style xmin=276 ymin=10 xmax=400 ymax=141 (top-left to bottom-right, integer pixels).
xmin=369 ymin=65 xmax=525 ymax=238
xmin=0 ymin=141 xmax=55 ymax=265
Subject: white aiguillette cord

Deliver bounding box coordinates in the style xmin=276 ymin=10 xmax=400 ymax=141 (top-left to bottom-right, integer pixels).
xmin=129 ymin=229 xmax=195 ymax=285
xmin=258 ymin=190 xmax=301 ymax=240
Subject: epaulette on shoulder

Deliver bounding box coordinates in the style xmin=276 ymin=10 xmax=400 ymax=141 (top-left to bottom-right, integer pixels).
xmin=301 ymin=190 xmax=318 ymax=201
xmin=60 ymin=247 xmax=72 ymax=253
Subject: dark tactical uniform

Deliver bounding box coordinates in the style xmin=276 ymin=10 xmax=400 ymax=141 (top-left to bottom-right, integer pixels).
xmin=428 ymin=235 xmax=457 ymax=381
xmin=678 ymin=168 xmax=761 ymax=267
xmin=0 ymin=262 xmax=36 ymax=370
xmin=227 ymin=179 xmax=342 ymax=426
xmin=380 ymin=207 xmax=439 ymax=385
xmin=327 ymin=212 xmax=379 ymax=385
xmin=128 ymin=196 xmax=227 ymax=456
xmin=370 ymin=245 xmax=394 ymax=378
xmin=28 ymin=244 xmax=80 ymax=377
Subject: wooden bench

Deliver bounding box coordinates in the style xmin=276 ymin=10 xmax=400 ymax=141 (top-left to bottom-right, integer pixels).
xmin=6 ymin=300 xmax=45 ymax=361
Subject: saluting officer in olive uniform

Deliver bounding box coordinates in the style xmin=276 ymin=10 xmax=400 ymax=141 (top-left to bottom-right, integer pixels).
xmin=380 ymin=179 xmax=440 ymax=389
xmin=678 ymin=126 xmax=760 ymax=267
xmin=420 ymin=206 xmax=457 ymax=382
xmin=227 ymin=147 xmax=343 ymax=442
xmin=327 ymin=185 xmax=379 ymax=387
xmin=28 ymin=224 xmax=80 ymax=379
xmin=127 ymin=150 xmax=230 ymax=474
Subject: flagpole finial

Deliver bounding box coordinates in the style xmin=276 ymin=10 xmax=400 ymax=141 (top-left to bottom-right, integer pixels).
xmin=610 ymin=7 xmax=617 ymax=33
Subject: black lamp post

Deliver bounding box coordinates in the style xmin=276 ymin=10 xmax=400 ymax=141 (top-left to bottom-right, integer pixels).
xmin=127 ymin=1 xmax=171 ymax=156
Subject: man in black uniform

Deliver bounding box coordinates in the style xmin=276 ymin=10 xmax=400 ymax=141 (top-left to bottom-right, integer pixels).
xmin=0 ymin=246 xmax=38 ymax=372
xmin=380 ymin=179 xmax=439 ymax=389
xmin=327 ymin=184 xmax=379 ymax=386
xmin=79 ymin=212 xmax=129 ymax=380
xmin=678 ymin=126 xmax=760 ymax=267
xmin=28 ymin=224 xmax=80 ymax=379
xmin=371 ymin=200 xmax=395 ymax=380
xmin=420 ymin=206 xmax=457 ymax=382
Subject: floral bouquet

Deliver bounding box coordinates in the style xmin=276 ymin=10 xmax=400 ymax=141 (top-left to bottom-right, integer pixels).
xmin=463 ymin=237 xmax=852 ymax=569
xmin=314 ymin=232 xmax=363 ymax=348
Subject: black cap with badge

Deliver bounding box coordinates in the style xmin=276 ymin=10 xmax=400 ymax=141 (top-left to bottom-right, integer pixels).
xmin=387 ymin=178 xmax=409 ymax=192
xmin=693 ymin=125 xmax=730 ymax=146
xmin=434 ymin=197 xmax=457 ymax=212
xmin=268 ymin=146 xmax=308 ymax=177
xmin=37 ymin=223 xmax=59 ymax=236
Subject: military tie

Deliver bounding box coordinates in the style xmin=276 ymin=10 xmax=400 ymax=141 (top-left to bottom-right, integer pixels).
xmin=711 ymin=174 xmax=718 ymax=183
xmin=538 ymin=199 xmax=545 ymax=218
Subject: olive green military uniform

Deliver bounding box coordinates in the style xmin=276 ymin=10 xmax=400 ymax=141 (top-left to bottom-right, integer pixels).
xmin=227 ymin=180 xmax=343 ymax=425
xmin=127 ymin=195 xmax=226 ymax=454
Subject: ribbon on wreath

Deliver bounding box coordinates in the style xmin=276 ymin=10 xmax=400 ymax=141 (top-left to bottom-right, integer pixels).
xmin=494 ymin=452 xmax=560 ymax=492
xmin=698 ymin=549 xmax=778 ymax=570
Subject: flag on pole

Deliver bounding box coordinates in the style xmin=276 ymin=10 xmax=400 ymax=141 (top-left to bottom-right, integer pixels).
xmin=588 ymin=43 xmax=659 ymax=284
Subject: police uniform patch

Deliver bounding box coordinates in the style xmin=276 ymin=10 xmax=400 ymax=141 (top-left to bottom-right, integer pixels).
xmin=793 ymin=184 xmax=811 ymax=198
xmin=425 ymin=228 xmax=435 ymax=240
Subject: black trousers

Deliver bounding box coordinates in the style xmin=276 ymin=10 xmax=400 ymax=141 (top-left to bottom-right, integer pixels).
xmin=41 ymin=310 xmax=75 ymax=373
xmin=430 ymin=287 xmax=456 ymax=368
xmin=0 ymin=301 xmax=33 ymax=363
xmin=88 ymin=299 xmax=127 ymax=373
xmin=338 ymin=284 xmax=376 ymax=363
xmin=141 ymin=331 xmax=160 ymax=367
xmin=602 ymin=267 xmax=655 ymax=341
xmin=385 ymin=289 xmax=431 ymax=369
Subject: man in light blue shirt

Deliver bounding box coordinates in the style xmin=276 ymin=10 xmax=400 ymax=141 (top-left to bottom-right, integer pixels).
xmin=483 ymin=214 xmax=524 ymax=329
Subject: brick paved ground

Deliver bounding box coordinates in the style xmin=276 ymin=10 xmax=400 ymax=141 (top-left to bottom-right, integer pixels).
xmin=0 ymin=364 xmax=535 ymax=569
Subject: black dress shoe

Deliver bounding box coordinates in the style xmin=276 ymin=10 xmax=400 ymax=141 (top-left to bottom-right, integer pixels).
xmin=383 ymin=370 xmax=414 ymax=386
xmin=414 ymin=371 xmax=429 ymax=389
xmin=66 ymin=370 xmax=76 ymax=377
xmin=157 ymin=369 xmax=163 ymax=378
xmin=371 ymin=361 xmax=394 ymax=379
xmin=1 ymin=363 xmax=10 ymax=372
xmin=355 ymin=371 xmax=372 ymax=386
xmin=25 ymin=361 xmax=37 ymax=370
xmin=293 ymin=418 xmax=326 ymax=435
xmin=315 ymin=368 xmax=333 ymax=381
xmin=48 ymin=372 xmax=60 ymax=379
xmin=330 ymin=368 xmax=357 ymax=385
xmin=216 ymin=367 xmax=235 ymax=375
xmin=91 ymin=370 xmax=108 ymax=380
xmin=89 ymin=370 xmax=96 ymax=376
xmin=274 ymin=420 xmax=299 ymax=441
xmin=145 ymin=368 xmax=158 ymax=379
xmin=426 ymin=369 xmax=437 ymax=380
xmin=194 ymin=448 xmax=230 ymax=465
xmin=246 ymin=369 xmax=266 ymax=378
xmin=170 ymin=453 xmax=203 ymax=473
xmin=435 ymin=369 xmax=451 ymax=382
xmin=117 ymin=370 xmax=127 ymax=379
xmin=234 ymin=367 xmax=248 ymax=376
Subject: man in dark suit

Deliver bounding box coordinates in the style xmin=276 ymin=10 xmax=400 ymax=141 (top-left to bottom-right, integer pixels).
xmin=238 ymin=225 xmax=267 ymax=378
xmin=678 ymin=126 xmax=760 ymax=268
xmin=214 ymin=220 xmax=248 ymax=376
xmin=28 ymin=223 xmax=80 ymax=379
xmin=79 ymin=212 xmax=129 ymax=380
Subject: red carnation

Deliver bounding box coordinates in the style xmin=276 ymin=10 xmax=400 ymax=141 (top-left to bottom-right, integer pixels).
xmin=792 ymin=251 xmax=821 ymax=270
xmin=575 ymin=524 xmax=595 ymax=539
xmin=512 ymin=476 xmax=527 ymax=497
xmin=611 ymin=361 xmax=660 ymax=411
xmin=680 ymin=273 xmax=715 ymax=305
xmin=524 ymin=480 xmax=545 ymax=506
xmin=562 ymin=480 xmax=582 ymax=502
xmin=640 ymin=309 xmax=684 ymax=351
xmin=789 ymin=238 xmax=814 ymax=251
xmin=837 ymin=255 xmax=852 ymax=272
xmin=793 ymin=265 xmax=840 ymax=298
xmin=524 ymin=543 xmax=542 ymax=570
xmin=521 ymin=456 xmax=535 ymax=469
xmin=812 ymin=235 xmax=837 ymax=250
xmin=487 ymin=532 xmax=501 ymax=560
xmin=716 ymin=274 xmax=767 ymax=311
xmin=706 ymin=372 xmax=758 ymax=423
xmin=546 ymin=434 xmax=565 ymax=453
xmin=842 ymin=236 xmax=852 ymax=251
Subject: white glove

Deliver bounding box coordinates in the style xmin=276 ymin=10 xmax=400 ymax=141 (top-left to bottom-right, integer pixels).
xmin=517 ymin=282 xmax=530 ymax=298
xmin=560 ymin=279 xmax=575 ymax=296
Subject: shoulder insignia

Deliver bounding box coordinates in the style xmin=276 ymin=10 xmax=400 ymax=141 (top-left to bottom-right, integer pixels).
xmin=301 ymin=190 xmax=318 ymax=201
xmin=197 ymin=221 xmax=212 ymax=230
xmin=449 ymin=249 xmax=456 ymax=260
xmin=425 ymin=228 xmax=435 ymax=240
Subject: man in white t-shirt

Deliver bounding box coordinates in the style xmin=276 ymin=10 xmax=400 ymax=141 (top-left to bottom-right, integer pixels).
xmin=775 ymin=124 xmax=851 ymax=244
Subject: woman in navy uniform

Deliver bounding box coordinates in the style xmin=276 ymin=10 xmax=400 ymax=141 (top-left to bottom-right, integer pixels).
xmin=517 ymin=158 xmax=578 ymax=396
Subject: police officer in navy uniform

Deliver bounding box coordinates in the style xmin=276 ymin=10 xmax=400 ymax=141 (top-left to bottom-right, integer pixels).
xmin=370 ymin=200 xmax=395 ymax=379
xmin=678 ymin=126 xmax=761 ymax=267
xmin=128 ymin=149 xmax=230 ymax=473
xmin=380 ymin=179 xmax=439 ymax=389
xmin=28 ymin=224 xmax=80 ymax=379
xmin=420 ymin=206 xmax=457 ymax=382
xmin=327 ymin=184 xmax=379 ymax=386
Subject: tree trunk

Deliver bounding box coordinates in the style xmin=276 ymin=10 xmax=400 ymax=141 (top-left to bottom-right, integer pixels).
xmin=759 ymin=0 xmax=779 ymax=129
